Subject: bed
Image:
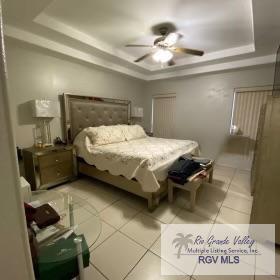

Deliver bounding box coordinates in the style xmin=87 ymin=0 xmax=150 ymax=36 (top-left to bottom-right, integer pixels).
xmin=63 ymin=93 xmax=199 ymax=210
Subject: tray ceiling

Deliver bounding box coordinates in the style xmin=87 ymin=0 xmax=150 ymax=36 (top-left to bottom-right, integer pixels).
xmin=3 ymin=0 xmax=280 ymax=80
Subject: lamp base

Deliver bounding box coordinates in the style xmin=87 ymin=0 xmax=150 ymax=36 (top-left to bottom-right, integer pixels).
xmin=42 ymin=143 xmax=53 ymax=148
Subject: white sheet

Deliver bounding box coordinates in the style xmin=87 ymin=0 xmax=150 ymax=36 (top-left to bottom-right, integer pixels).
xmin=74 ymin=131 xmax=199 ymax=192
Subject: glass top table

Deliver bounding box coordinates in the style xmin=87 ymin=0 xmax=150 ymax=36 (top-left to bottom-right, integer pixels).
xmin=29 ymin=190 xmax=101 ymax=279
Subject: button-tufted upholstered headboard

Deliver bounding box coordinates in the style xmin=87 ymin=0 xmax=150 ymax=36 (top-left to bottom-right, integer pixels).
xmin=63 ymin=93 xmax=131 ymax=143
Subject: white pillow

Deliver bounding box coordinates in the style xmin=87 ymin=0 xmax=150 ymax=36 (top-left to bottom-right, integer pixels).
xmin=85 ymin=125 xmax=126 ymax=146
xmin=120 ymin=124 xmax=147 ymax=141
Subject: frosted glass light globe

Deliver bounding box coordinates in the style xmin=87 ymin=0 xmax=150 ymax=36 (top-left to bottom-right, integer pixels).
xmin=153 ymin=49 xmax=173 ymax=63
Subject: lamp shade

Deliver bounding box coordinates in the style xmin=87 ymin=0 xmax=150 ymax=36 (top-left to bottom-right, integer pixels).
xmin=132 ymin=107 xmax=143 ymax=118
xmin=31 ymin=100 xmax=60 ymax=118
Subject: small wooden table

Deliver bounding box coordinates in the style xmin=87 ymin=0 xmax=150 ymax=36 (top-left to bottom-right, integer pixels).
xmin=168 ymin=164 xmax=214 ymax=212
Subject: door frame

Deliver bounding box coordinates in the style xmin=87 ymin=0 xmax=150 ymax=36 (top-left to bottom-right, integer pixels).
xmin=0 ymin=3 xmax=35 ymax=279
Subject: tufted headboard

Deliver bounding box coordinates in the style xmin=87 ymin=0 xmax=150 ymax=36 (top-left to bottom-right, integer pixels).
xmin=62 ymin=93 xmax=131 ymax=143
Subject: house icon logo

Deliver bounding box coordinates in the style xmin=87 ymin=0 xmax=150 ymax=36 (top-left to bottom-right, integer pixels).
xmin=172 ymin=233 xmax=194 ymax=259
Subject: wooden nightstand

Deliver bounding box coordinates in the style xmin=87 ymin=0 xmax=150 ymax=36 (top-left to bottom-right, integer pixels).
xmin=23 ymin=145 xmax=77 ymax=190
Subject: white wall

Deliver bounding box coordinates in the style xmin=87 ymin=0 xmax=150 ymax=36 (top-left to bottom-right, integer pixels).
xmin=0 ymin=8 xmax=34 ymax=279
xmin=143 ymin=66 xmax=274 ymax=168
xmin=6 ymin=39 xmax=146 ymax=148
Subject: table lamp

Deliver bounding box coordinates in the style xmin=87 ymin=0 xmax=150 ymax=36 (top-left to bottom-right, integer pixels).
xmin=31 ymin=100 xmax=60 ymax=147
xmin=131 ymin=107 xmax=144 ymax=125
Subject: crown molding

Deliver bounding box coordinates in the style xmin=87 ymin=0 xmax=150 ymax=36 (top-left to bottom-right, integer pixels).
xmin=34 ymin=13 xmax=151 ymax=71
xmin=147 ymin=54 xmax=276 ymax=80
xmin=34 ymin=13 xmax=257 ymax=73
xmin=4 ymin=25 xmax=147 ymax=80
xmin=149 ymin=44 xmax=256 ymax=71
xmin=4 ymin=25 xmax=275 ymax=81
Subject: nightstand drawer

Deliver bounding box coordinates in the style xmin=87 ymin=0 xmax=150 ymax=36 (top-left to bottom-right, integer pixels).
xmin=38 ymin=150 xmax=72 ymax=168
xmin=40 ymin=163 xmax=73 ymax=185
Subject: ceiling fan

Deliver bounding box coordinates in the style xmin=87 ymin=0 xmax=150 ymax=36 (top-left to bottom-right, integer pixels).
xmin=125 ymin=24 xmax=204 ymax=66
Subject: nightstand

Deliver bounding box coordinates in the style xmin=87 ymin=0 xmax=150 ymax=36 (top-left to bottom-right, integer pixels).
xmin=23 ymin=145 xmax=77 ymax=190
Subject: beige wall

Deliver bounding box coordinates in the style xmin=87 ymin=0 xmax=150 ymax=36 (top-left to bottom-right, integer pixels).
xmin=143 ymin=66 xmax=274 ymax=168
xmin=6 ymin=39 xmax=146 ymax=148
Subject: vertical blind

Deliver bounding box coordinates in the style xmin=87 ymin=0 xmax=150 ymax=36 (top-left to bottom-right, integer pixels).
xmin=152 ymin=95 xmax=176 ymax=138
xmin=231 ymin=90 xmax=271 ymax=140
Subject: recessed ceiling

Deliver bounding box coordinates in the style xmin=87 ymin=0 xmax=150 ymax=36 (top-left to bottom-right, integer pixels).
xmin=43 ymin=0 xmax=253 ymax=61
xmin=3 ymin=0 xmax=280 ymax=80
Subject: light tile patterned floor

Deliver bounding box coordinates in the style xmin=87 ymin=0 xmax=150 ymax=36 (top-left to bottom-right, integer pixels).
xmin=56 ymin=165 xmax=279 ymax=280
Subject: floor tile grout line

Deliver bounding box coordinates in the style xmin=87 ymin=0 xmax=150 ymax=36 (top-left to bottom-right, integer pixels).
xmin=89 ymin=220 xmax=116 ymax=251
xmin=65 ymin=186 xmax=121 ymax=214
xmin=148 ymin=222 xmax=173 ymax=255
xmin=221 ymin=204 xmax=252 ymax=216
xmin=122 ymin=250 xmax=149 ymax=280
xmin=118 ymin=211 xmax=144 ymax=231
xmin=117 ymin=228 xmax=153 ymax=250
xmin=149 ymin=249 xmax=191 ymax=278
xmin=226 ymin=189 xmax=254 ymax=201
xmin=91 ymin=215 xmax=156 ymax=252
xmin=214 ymin=167 xmax=237 ymax=224
xmin=90 ymin=262 xmax=111 ymax=280
xmin=95 ymin=196 xmax=123 ymax=213
xmin=90 ymin=230 xmax=148 ymax=279
xmin=138 ymin=207 xmax=170 ymax=225
xmin=99 ymin=206 xmax=141 ymax=231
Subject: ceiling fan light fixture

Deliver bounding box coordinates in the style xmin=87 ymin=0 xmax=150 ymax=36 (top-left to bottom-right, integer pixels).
xmin=164 ymin=33 xmax=180 ymax=46
xmin=152 ymin=49 xmax=173 ymax=63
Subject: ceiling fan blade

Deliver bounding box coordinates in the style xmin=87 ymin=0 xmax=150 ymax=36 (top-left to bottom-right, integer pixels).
xmin=134 ymin=53 xmax=153 ymax=62
xmin=172 ymin=47 xmax=204 ymax=56
xmin=125 ymin=44 xmax=153 ymax=47
xmin=168 ymin=59 xmax=176 ymax=66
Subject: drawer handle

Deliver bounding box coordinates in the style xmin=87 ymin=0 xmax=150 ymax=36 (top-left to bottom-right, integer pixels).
xmin=55 ymin=159 xmax=59 ymax=163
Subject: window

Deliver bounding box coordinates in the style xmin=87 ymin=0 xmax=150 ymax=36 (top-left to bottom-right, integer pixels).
xmin=230 ymin=88 xmax=272 ymax=139
xmin=152 ymin=94 xmax=176 ymax=138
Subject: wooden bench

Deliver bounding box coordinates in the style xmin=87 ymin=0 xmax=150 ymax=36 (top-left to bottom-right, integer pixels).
xmin=168 ymin=163 xmax=214 ymax=211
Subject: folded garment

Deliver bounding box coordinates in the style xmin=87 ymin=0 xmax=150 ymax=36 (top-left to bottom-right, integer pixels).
xmin=192 ymin=157 xmax=212 ymax=165
xmin=180 ymin=153 xmax=212 ymax=165
xmin=168 ymin=157 xmax=201 ymax=185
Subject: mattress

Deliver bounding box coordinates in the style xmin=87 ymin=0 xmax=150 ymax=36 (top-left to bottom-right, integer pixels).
xmin=74 ymin=132 xmax=199 ymax=192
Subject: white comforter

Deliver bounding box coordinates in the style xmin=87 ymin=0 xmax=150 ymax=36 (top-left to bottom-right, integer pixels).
xmin=74 ymin=134 xmax=199 ymax=192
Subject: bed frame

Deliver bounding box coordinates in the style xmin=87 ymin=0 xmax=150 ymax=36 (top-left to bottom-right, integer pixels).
xmin=62 ymin=93 xmax=167 ymax=210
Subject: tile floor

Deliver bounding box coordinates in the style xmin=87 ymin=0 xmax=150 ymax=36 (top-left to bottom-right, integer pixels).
xmin=55 ymin=165 xmax=279 ymax=280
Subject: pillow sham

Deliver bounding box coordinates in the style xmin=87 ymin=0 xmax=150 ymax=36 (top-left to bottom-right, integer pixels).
xmin=85 ymin=125 xmax=126 ymax=146
xmin=120 ymin=124 xmax=147 ymax=141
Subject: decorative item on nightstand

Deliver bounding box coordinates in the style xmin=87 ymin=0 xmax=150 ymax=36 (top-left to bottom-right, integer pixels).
xmin=131 ymin=106 xmax=143 ymax=125
xmin=145 ymin=131 xmax=154 ymax=137
xmin=31 ymin=100 xmax=60 ymax=147
xmin=22 ymin=145 xmax=77 ymax=191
